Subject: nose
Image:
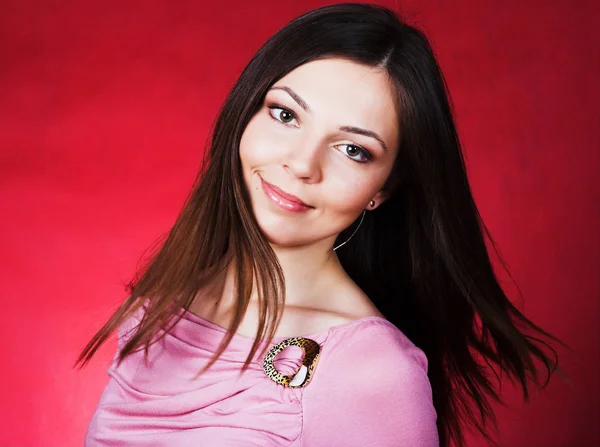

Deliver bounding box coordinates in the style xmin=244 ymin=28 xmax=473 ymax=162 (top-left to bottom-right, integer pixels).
xmin=282 ymin=137 xmax=323 ymax=183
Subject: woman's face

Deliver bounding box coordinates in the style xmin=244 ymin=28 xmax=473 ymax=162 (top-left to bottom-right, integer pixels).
xmin=239 ymin=57 xmax=400 ymax=250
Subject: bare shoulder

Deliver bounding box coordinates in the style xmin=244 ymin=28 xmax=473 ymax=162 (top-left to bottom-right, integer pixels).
xmin=293 ymin=284 xmax=385 ymax=332
xmin=327 ymin=282 xmax=385 ymax=320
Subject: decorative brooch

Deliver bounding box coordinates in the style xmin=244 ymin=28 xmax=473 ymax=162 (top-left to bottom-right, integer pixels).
xmin=263 ymin=337 xmax=321 ymax=388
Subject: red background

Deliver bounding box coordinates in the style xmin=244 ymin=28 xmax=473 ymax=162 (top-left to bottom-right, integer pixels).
xmin=1 ymin=0 xmax=598 ymax=445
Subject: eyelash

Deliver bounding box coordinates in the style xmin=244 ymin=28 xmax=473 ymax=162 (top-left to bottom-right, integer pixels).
xmin=266 ymin=104 xmax=372 ymax=163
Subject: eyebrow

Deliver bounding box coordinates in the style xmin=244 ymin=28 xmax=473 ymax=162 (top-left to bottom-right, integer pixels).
xmin=269 ymin=85 xmax=388 ymax=154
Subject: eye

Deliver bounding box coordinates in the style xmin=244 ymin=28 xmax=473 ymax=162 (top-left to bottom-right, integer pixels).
xmin=337 ymin=144 xmax=371 ymax=163
xmin=268 ymin=105 xmax=298 ymax=126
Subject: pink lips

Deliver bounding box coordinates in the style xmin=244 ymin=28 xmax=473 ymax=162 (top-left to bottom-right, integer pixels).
xmin=260 ymin=177 xmax=312 ymax=213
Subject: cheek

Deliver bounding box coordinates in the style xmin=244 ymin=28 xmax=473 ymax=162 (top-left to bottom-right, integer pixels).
xmin=239 ymin=117 xmax=278 ymax=168
xmin=323 ymin=173 xmax=382 ymax=215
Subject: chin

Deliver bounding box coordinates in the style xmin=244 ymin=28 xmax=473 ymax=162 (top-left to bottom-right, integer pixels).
xmin=252 ymin=212 xmax=311 ymax=247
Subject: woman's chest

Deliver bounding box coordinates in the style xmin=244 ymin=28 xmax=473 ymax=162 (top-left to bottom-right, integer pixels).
xmin=187 ymin=295 xmax=370 ymax=340
xmin=85 ymin=335 xmax=306 ymax=446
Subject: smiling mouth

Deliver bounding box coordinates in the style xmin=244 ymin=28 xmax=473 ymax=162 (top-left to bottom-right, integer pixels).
xmin=259 ymin=176 xmax=313 ymax=213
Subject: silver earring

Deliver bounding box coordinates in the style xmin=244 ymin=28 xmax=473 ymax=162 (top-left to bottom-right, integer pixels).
xmin=333 ymin=210 xmax=366 ymax=251
xmin=369 ymin=200 xmax=375 ymax=207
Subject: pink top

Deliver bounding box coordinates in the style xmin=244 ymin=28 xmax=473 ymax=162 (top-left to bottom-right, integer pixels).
xmin=85 ymin=304 xmax=439 ymax=446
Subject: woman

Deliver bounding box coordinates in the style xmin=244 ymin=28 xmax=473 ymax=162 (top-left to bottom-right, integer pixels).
xmin=77 ymin=3 xmax=564 ymax=446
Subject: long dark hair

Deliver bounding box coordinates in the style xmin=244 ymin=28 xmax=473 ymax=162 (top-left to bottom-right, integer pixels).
xmin=75 ymin=3 xmax=566 ymax=446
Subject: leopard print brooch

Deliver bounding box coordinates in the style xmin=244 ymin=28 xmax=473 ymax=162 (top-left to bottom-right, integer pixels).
xmin=263 ymin=337 xmax=321 ymax=388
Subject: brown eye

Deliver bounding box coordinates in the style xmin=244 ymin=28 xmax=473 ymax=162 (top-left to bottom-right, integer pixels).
xmin=268 ymin=105 xmax=298 ymax=126
xmin=346 ymin=146 xmax=360 ymax=156
xmin=337 ymin=144 xmax=371 ymax=163
xmin=279 ymin=110 xmax=293 ymax=123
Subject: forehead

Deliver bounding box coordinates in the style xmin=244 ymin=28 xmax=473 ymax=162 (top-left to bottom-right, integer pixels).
xmin=272 ymin=58 xmax=400 ymax=149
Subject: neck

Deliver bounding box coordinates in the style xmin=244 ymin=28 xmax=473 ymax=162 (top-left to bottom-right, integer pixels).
xmin=211 ymin=237 xmax=349 ymax=311
xmin=269 ymin=239 xmax=345 ymax=307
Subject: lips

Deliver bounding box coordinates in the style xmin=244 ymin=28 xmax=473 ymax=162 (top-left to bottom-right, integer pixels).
xmin=259 ymin=176 xmax=312 ymax=212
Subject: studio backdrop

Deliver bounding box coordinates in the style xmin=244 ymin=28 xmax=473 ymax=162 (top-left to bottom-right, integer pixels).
xmin=0 ymin=0 xmax=598 ymax=445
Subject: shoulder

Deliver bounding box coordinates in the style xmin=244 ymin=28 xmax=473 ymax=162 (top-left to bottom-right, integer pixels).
xmin=321 ymin=319 xmax=432 ymax=398
xmin=300 ymin=320 xmax=439 ymax=446
xmin=323 ymin=317 xmax=429 ymax=374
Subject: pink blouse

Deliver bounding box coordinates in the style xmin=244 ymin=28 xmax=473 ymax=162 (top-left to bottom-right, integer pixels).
xmin=85 ymin=304 xmax=439 ymax=446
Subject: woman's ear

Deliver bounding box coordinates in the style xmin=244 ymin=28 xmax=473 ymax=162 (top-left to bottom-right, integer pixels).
xmin=371 ymin=166 xmax=404 ymax=210
xmin=368 ymin=189 xmax=390 ymax=210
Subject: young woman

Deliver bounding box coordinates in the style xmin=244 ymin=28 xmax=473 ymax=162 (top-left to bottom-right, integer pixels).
xmin=77 ymin=3 xmax=564 ymax=446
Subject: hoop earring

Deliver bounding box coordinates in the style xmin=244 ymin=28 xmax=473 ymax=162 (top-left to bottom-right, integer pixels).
xmin=333 ymin=210 xmax=366 ymax=251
